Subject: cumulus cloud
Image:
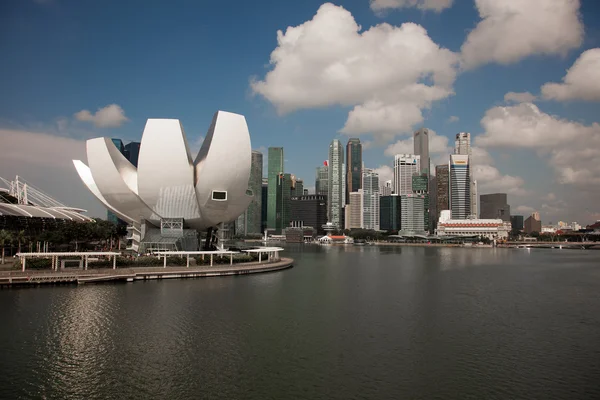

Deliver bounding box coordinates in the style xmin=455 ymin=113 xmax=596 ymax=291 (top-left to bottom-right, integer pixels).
xmin=541 ymin=48 xmax=600 ymax=101
xmin=370 ymin=0 xmax=453 ymax=13
xmin=74 ymin=104 xmax=129 ymax=128
xmin=461 ymin=0 xmax=584 ymax=69
xmin=373 ymin=165 xmax=394 ymax=184
xmin=472 ymin=164 xmax=528 ymax=196
xmin=504 ymin=91 xmax=537 ymax=103
xmin=384 ymin=129 xmax=451 ymax=158
xmin=251 ymin=3 xmax=458 ymax=140
xmin=515 ymin=205 xmax=536 ymax=215
xmin=447 ymin=115 xmax=459 ymax=123
xmin=0 ymin=128 xmax=104 ymax=217
xmin=475 ymin=102 xmax=600 ymax=188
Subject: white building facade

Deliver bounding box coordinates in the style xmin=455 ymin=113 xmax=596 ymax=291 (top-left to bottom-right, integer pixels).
xmin=362 ymin=168 xmax=380 ymax=231
xmin=437 ymin=210 xmax=510 ymax=240
xmin=394 ymin=154 xmax=420 ymax=195
xmin=328 ymin=140 xmax=344 ymax=228
xmin=449 ymin=154 xmax=470 ymax=220
xmin=400 ymin=194 xmax=426 ymax=233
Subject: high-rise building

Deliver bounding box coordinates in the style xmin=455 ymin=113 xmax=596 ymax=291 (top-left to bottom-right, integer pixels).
xmin=480 ymin=193 xmax=510 ymax=222
xmin=111 ymin=138 xmax=125 ymax=154
xmin=455 ymin=132 xmax=471 ymax=156
xmin=454 ymin=132 xmax=477 ymax=218
xmin=281 ymin=173 xmax=292 ymax=232
xmin=315 ymin=163 xmax=329 ymax=197
xmin=450 ymin=154 xmax=471 ymax=219
xmin=511 ymin=215 xmax=524 ymax=231
xmin=380 ymin=195 xmax=401 ymax=231
xmin=414 ymin=128 xmax=430 ymax=177
xmin=394 ymin=154 xmax=420 ymax=195
xmin=346 ymin=138 xmax=362 ymax=204
xmin=108 ymin=138 xmax=128 ymax=226
xmin=347 ymin=191 xmax=363 ymax=229
xmin=380 ymin=180 xmax=393 ymax=196
xmin=412 ymin=174 xmax=429 ymax=230
xmin=532 ymin=211 xmax=540 ymax=221
xmin=237 ymin=150 xmax=263 ymax=235
xmin=524 ymin=214 xmax=542 ymax=234
xmin=291 ymin=178 xmax=304 ymax=198
xmin=290 ymin=194 xmax=327 ymax=234
xmin=267 ymin=147 xmax=284 ymax=231
xmin=303 ymin=189 xmax=309 ymax=195
xmin=124 ymin=142 xmax=141 ymax=167
xmin=328 ymin=140 xmax=344 ymax=228
xmin=436 ymin=165 xmax=450 ymax=213
xmin=362 ymin=168 xmax=380 ymax=231
xmin=261 ymin=178 xmax=268 ymax=233
xmin=400 ymin=194 xmax=426 ymax=233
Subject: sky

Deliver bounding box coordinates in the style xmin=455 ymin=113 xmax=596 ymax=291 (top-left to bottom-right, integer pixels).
xmin=1 ymin=0 xmax=600 ymax=224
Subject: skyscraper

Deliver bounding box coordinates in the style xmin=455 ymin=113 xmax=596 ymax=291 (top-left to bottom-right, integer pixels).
xmin=412 ymin=174 xmax=429 ymax=230
xmin=124 ymin=142 xmax=141 ymax=167
xmin=450 ymin=154 xmax=471 ymax=219
xmin=435 ymin=164 xmax=449 ymax=215
xmin=328 ymin=140 xmax=344 ymax=228
xmin=394 ymin=154 xmax=420 ymax=195
xmin=414 ymin=128 xmax=430 ymax=177
xmin=480 ymin=193 xmax=510 ymax=222
xmin=380 ymin=195 xmax=401 ymax=231
xmin=315 ymin=163 xmax=329 ymax=197
xmin=380 ymin=180 xmax=393 ymax=196
xmin=261 ymin=178 xmax=268 ymax=233
xmin=362 ymin=168 xmax=380 ymax=231
xmin=346 ymin=138 xmax=362 ymax=204
xmin=347 ymin=191 xmax=363 ymax=229
xmin=400 ymin=194 xmax=426 ymax=233
xmin=267 ymin=147 xmax=284 ymax=231
xmin=246 ymin=150 xmax=263 ymax=233
xmin=455 ymin=132 xmax=477 ymax=218
xmin=291 ymin=177 xmax=304 ymax=197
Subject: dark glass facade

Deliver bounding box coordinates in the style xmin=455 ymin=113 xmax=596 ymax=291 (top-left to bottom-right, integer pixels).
xmin=267 ymin=147 xmax=284 ymax=231
xmin=261 ymin=179 xmax=268 ymax=234
xmin=345 ymin=138 xmax=362 ymax=205
xmin=124 ymin=142 xmax=141 ymax=167
xmin=290 ymin=194 xmax=327 ymax=234
xmin=511 ymin=215 xmax=524 ymax=231
xmin=435 ymin=165 xmax=449 ymax=216
xmin=380 ymin=195 xmax=401 ymax=231
xmin=480 ymin=193 xmax=511 ymax=222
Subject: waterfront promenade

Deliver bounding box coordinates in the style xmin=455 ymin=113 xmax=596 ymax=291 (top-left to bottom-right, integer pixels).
xmin=0 ymin=257 xmax=294 ymax=287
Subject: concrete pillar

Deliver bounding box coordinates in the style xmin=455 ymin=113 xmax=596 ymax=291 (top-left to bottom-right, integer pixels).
xmin=81 ymin=255 xmax=84 ymax=270
xmin=210 ymin=254 xmax=213 ymax=267
xmin=21 ymin=257 xmax=26 ymax=272
xmin=85 ymin=256 xmax=88 ymax=270
xmin=186 ymin=254 xmax=190 ymax=268
xmin=230 ymin=253 xmax=233 ymax=265
xmin=113 ymin=255 xmax=117 ymax=269
xmin=259 ymin=252 xmax=262 ymax=263
xmin=164 ymin=255 xmax=167 ymax=268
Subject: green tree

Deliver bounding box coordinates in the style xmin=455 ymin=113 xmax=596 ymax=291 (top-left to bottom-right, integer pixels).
xmin=15 ymin=230 xmax=26 ymax=253
xmin=0 ymin=230 xmax=13 ymax=265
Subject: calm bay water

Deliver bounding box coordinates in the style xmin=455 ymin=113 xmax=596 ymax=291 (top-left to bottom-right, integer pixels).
xmin=1 ymin=245 xmax=600 ymax=399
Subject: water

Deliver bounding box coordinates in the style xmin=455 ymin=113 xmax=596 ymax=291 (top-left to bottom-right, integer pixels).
xmin=1 ymin=246 xmax=599 ymax=399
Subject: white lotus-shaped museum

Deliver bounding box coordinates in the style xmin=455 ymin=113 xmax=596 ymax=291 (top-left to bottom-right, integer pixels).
xmin=73 ymin=111 xmax=253 ymax=250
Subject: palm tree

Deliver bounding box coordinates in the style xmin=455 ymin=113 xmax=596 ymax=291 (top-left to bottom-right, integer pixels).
xmin=15 ymin=230 xmax=26 ymax=254
xmin=0 ymin=230 xmax=13 ymax=265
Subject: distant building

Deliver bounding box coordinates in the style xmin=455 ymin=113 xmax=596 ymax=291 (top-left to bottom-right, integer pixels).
xmin=346 ymin=138 xmax=362 ymax=205
xmin=511 ymin=215 xmax=524 ymax=231
xmin=414 ymin=128 xmax=430 ymax=177
xmin=236 ymin=150 xmax=263 ymax=235
xmin=261 ymin=178 xmax=268 ymax=233
xmin=437 ymin=210 xmax=510 ymax=240
xmin=290 ymin=194 xmax=327 ymax=234
xmin=412 ymin=174 xmax=429 ymax=231
xmin=303 ymin=188 xmax=308 ymax=195
xmin=380 ymin=180 xmax=393 ymax=196
xmin=267 ymin=147 xmax=284 ymax=231
xmin=394 ymin=154 xmax=420 ymax=195
xmin=362 ymin=168 xmax=380 ymax=231
xmin=346 ymin=191 xmax=363 ymax=229
xmin=454 ymin=132 xmax=477 ymax=218
xmin=380 ymin=195 xmax=401 ymax=231
xmin=524 ymin=214 xmax=542 ymax=234
xmin=328 ymin=140 xmax=344 ymax=228
xmin=291 ymin=176 xmax=304 ymax=197
xmin=480 ymin=193 xmax=511 ymax=222
xmin=400 ymin=194 xmax=426 ymax=233
xmin=124 ymin=141 xmax=141 ymax=167
xmin=315 ymin=164 xmax=329 ymax=197
xmin=450 ymin=154 xmax=470 ymax=220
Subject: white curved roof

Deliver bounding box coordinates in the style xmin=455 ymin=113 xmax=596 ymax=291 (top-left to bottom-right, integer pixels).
xmin=73 ymin=110 xmax=253 ymax=230
xmin=0 ymin=203 xmax=93 ymax=221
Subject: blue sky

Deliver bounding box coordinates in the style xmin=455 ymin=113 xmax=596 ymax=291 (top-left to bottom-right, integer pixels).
xmin=1 ymin=0 xmax=600 ymax=223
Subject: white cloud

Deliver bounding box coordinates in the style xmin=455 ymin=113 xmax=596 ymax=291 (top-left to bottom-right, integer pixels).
xmin=447 ymin=115 xmax=459 ymax=123
xmin=74 ymin=104 xmax=129 ymax=128
xmin=504 ymin=91 xmax=537 ymax=103
xmin=460 ymin=0 xmax=583 ymax=69
xmin=475 ymin=102 xmax=600 ymax=188
xmin=541 ymin=48 xmax=600 ymax=101
xmin=373 ymin=165 xmax=394 ymax=184
xmin=542 ymin=193 xmax=557 ymax=202
xmin=473 ymin=164 xmax=528 ymax=196
xmin=370 ymin=0 xmax=453 ymax=13
xmin=0 ymin=128 xmax=104 ymax=217
xmin=251 ymin=3 xmax=458 ymax=140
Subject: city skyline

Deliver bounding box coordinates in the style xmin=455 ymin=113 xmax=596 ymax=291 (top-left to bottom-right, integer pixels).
xmin=1 ymin=0 xmax=600 ymax=223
